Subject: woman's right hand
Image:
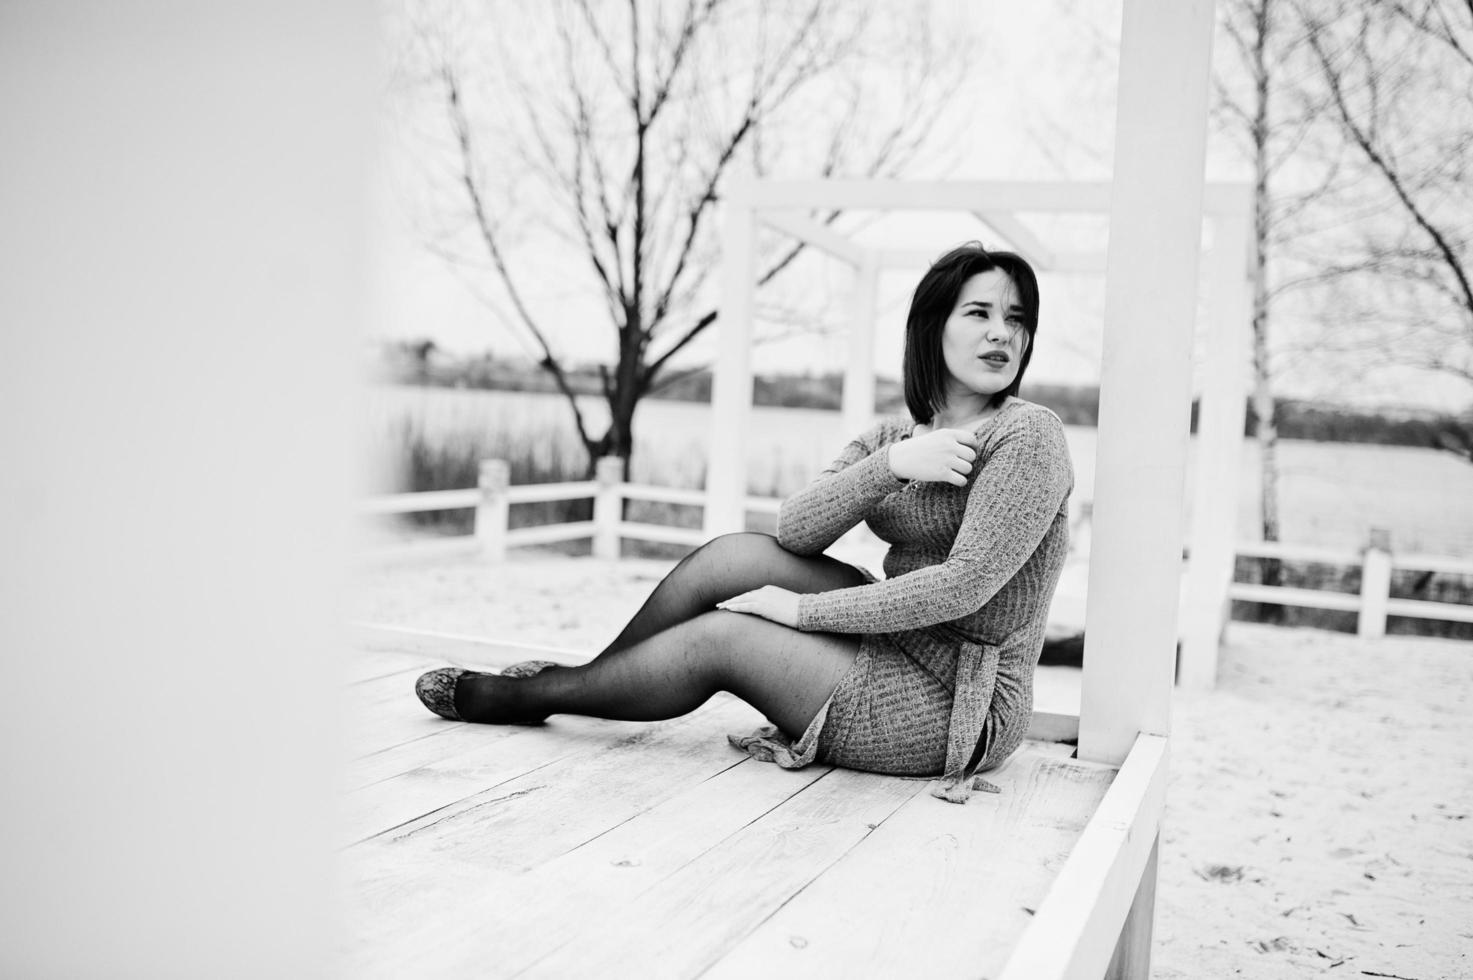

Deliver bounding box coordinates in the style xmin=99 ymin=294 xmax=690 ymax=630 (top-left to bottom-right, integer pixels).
xmin=888 ymin=425 xmax=979 ymax=486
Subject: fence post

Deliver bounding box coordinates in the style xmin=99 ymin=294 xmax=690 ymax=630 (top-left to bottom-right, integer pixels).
xmin=476 ymin=459 xmax=509 ymax=561
xmin=593 ymin=456 xmax=623 ymax=560
xmin=1358 ymin=527 xmax=1392 ymax=639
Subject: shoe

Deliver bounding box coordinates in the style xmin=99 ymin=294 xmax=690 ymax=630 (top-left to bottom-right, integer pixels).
xmin=500 ymin=659 xmax=561 ymax=678
xmin=415 ymin=667 xmax=468 ymax=721
xmin=415 ymin=661 xmax=564 ymax=722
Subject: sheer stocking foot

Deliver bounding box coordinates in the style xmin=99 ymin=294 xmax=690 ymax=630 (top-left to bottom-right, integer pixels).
xmin=453 ymin=672 xmax=551 ymax=726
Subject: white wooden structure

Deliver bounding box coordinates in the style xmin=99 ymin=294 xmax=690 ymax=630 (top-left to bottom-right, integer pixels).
xmin=703 ymin=184 xmax=1254 ymax=701
xmin=339 ymin=2 xmax=1228 ymax=977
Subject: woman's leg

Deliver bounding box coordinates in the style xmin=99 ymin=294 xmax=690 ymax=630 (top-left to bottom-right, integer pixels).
xmin=597 ymin=532 xmax=867 ymax=657
xmin=456 ymin=610 xmax=861 ymax=739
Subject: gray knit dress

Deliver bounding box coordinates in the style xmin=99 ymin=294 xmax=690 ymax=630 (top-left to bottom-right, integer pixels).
xmin=728 ymin=397 xmax=1074 ymax=803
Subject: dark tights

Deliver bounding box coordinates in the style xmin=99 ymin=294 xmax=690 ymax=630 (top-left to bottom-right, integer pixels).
xmin=454 ymin=533 xmax=868 ymax=739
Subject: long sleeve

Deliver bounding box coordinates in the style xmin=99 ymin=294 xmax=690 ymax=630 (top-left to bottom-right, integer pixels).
xmin=795 ymin=407 xmax=1072 ymax=634
xmin=775 ymin=419 xmax=908 ymax=556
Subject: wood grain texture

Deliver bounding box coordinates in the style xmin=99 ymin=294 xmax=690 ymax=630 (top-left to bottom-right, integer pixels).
xmin=339 ymin=642 xmax=1126 ymax=980
xmin=704 ymin=745 xmax=1115 ymax=980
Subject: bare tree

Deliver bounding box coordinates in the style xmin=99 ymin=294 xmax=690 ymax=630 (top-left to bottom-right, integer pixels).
xmin=1298 ymin=1 xmax=1473 ymax=409
xmin=385 ymin=0 xmax=969 ymax=477
xmin=1211 ymin=0 xmax=1350 ymax=602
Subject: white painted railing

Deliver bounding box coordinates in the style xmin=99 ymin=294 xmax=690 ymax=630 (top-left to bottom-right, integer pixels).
xmin=360 ymin=456 xmax=781 ymax=562
xmin=1230 ymin=528 xmax=1473 ymax=637
xmin=362 ymin=464 xmax=1473 ymax=635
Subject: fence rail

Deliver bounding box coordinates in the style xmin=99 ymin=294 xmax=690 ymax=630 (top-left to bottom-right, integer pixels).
xmin=358 ymin=457 xmax=782 ymax=561
xmin=1227 ymin=527 xmax=1473 ymax=637
xmin=361 ymin=458 xmax=1473 ymax=636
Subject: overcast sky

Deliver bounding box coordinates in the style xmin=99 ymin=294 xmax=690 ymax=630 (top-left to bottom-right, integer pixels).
xmin=368 ymin=1 xmax=1473 ymax=413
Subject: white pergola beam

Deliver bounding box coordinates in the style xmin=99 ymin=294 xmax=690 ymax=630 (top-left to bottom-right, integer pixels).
xmin=1079 ymin=0 xmax=1218 ymax=765
xmin=748 ymin=178 xmax=1248 ymax=216
xmin=757 ymin=212 xmax=866 ymax=267
xmin=972 ymin=210 xmax=1057 ymax=269
xmin=879 ymin=248 xmax=946 ymax=270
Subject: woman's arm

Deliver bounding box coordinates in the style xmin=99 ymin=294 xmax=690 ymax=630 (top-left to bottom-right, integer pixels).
xmin=794 ymin=407 xmax=1072 ymax=634
xmin=774 ymin=420 xmax=907 ymax=556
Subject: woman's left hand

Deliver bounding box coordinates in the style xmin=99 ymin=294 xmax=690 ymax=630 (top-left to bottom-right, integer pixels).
xmin=717 ymin=586 xmax=801 ymax=628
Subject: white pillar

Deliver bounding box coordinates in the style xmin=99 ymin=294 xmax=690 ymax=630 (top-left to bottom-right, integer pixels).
xmin=704 ymin=179 xmax=756 ymax=539
xmin=1179 ymin=208 xmax=1253 ymax=690
xmin=841 ymin=252 xmax=880 ymax=439
xmin=0 ymin=3 xmax=370 ymax=974
xmin=1079 ymin=0 xmax=1219 ymax=765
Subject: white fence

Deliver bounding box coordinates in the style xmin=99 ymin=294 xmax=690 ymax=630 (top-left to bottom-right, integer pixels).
xmin=361 ymin=459 xmax=1473 ymax=637
xmin=1230 ymin=530 xmax=1473 ymax=638
xmin=360 ymin=457 xmax=779 ymax=562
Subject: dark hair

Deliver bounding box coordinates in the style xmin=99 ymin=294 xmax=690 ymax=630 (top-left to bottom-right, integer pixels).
xmin=902 ymin=242 xmax=1040 ymax=424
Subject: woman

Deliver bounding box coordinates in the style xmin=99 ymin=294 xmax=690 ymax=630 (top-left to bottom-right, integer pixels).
xmin=415 ymin=243 xmax=1073 ymax=803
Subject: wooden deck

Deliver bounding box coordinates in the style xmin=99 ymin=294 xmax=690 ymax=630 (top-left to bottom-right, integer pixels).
xmin=340 ymin=637 xmax=1120 ymax=978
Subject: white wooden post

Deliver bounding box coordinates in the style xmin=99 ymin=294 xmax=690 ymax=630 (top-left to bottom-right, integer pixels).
xmin=842 ymin=251 xmax=880 ymax=440
xmin=1079 ymin=0 xmax=1219 ymax=765
xmin=1079 ymin=4 xmax=1218 ymax=974
xmin=1179 ymin=209 xmax=1254 ymax=690
xmin=704 ymin=177 xmax=756 ymax=539
xmin=592 ymin=456 xmax=623 ymax=560
xmin=1358 ymin=527 xmax=1392 ymax=638
xmin=476 ymin=459 xmax=510 ymax=561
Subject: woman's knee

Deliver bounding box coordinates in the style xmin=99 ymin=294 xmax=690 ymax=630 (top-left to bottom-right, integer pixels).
xmin=697 ymin=531 xmax=781 ymax=563
xmin=685 ymin=532 xmax=782 ymax=581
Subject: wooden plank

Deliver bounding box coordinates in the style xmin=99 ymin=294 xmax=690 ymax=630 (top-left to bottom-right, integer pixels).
xmin=1179 ymin=210 xmax=1252 ymax=691
xmin=505 ymin=521 xmax=596 ymax=547
xmin=1027 ymin=710 xmax=1080 ymax=744
xmin=749 ymin=179 xmax=1116 ymax=213
xmin=342 ymin=699 xmax=774 ymax=970
xmin=973 ymin=209 xmax=1057 ymax=268
xmin=1226 ymin=582 xmax=1361 ymax=612
xmin=341 ymin=647 xmax=437 ymax=685
xmin=357 ymin=488 xmax=478 ymax=515
xmin=517 ymin=768 xmax=926 ymax=979
xmin=704 ymin=747 xmax=1116 ymax=979
xmin=619 ymin=482 xmax=707 ymax=506
xmin=503 ymin=480 xmax=598 ymax=503
xmin=758 ymin=211 xmax=866 ymax=265
xmin=1078 ymin=0 xmax=1217 ymax=765
xmin=616 ymin=521 xmax=705 ymax=546
xmin=1105 ymin=835 xmax=1158 ymax=980
xmin=356 ymin=759 xmax=837 ymax=979
xmin=704 ymin=176 xmax=756 ymax=538
xmin=350 ymin=624 xmax=589 ymax=669
xmin=998 ymin=734 xmax=1168 ymax=980
xmin=341 ymin=714 xmax=633 ymax=845
xmin=1393 ymin=552 xmax=1473 ymax=575
xmin=1234 ymin=539 xmax=1360 ymax=564
xmin=1384 ymin=597 xmax=1473 ymax=624
xmin=344 ymin=716 xmax=530 ymax=791
xmin=842 ymin=252 xmax=880 ymax=440
xmin=341 ymin=667 xmax=456 ymax=759
xmin=743 ymin=495 xmax=782 ymax=514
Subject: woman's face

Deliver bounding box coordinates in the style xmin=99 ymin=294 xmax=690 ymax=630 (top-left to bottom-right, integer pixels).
xmin=940 ymin=269 xmax=1029 ymax=402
